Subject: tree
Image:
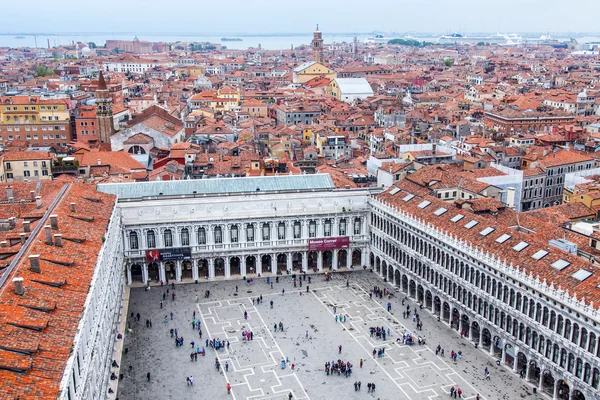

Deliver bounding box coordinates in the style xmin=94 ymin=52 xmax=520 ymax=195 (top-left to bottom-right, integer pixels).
xmin=444 ymin=59 xmax=454 ymax=67
xmin=477 ymin=41 xmax=485 ymax=46
xmin=88 ymin=42 xmax=97 ymax=49
xmin=33 ymin=65 xmax=56 ymax=77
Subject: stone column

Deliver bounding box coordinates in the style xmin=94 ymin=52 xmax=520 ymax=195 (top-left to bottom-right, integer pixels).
xmin=126 ymin=264 xmax=132 ymax=285
xmin=208 ymin=258 xmax=215 ymax=279
xmin=240 ymin=256 xmax=247 ymax=277
xmin=192 ymin=260 xmax=199 ymax=281
xmin=302 ymin=251 xmax=308 ymax=272
xmin=142 ymin=263 xmax=148 ymax=284
xmin=287 ymin=252 xmax=292 ymax=272
xmin=270 ymin=223 xmax=277 ymax=244
xmin=317 ymin=251 xmax=323 ymax=271
xmin=159 ymin=262 xmax=166 ymax=283
xmin=303 ymin=220 xmax=309 ymax=239
xmin=271 ymin=253 xmax=276 ymax=274
xmin=287 ymin=221 xmax=293 ymax=243
xmin=538 ymin=368 xmax=545 ymax=390
xmin=176 ymin=260 xmax=182 ymax=281
xmin=257 ymin=255 xmax=263 ymax=276
xmin=225 ymin=257 xmax=230 ymax=278
xmin=332 ymin=250 xmax=338 ymax=271
xmin=513 ymin=345 xmax=519 ymax=372
xmin=361 ymin=248 xmax=368 ymax=267
xmin=347 ymin=248 xmax=352 ymax=268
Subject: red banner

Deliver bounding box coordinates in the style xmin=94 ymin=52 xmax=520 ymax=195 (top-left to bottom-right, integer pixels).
xmin=308 ymin=237 xmax=350 ymax=251
xmin=145 ymin=249 xmax=160 ymax=263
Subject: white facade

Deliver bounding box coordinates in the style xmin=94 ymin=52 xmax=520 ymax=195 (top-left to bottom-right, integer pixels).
xmin=59 ymin=205 xmax=125 ymax=400
xmin=117 ymin=189 xmax=372 ymax=284
xmin=370 ymin=196 xmax=600 ymax=400
xmin=104 ymin=61 xmax=158 ymax=74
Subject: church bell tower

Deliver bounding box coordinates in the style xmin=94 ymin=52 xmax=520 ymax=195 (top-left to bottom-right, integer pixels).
xmin=95 ymin=71 xmax=114 ymax=144
xmin=311 ymin=25 xmax=323 ymax=63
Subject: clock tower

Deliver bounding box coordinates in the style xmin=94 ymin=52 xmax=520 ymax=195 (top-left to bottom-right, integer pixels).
xmin=95 ymin=71 xmax=114 ymax=144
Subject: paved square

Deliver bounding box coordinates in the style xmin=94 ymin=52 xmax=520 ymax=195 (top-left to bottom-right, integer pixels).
xmin=117 ymin=271 xmax=545 ymax=400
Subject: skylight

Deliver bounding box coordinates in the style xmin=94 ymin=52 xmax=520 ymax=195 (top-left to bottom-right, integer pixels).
xmin=571 ymin=269 xmax=592 ymax=281
xmin=479 ymin=227 xmax=495 ymax=236
xmin=418 ymin=200 xmax=431 ymax=209
xmin=389 ymin=187 xmax=401 ymax=195
xmin=551 ymin=259 xmax=570 ymax=271
xmin=434 ymin=207 xmax=448 ymax=216
xmin=451 ymin=214 xmax=464 ymax=223
xmin=403 ymin=193 xmax=415 ymax=202
xmin=531 ymin=250 xmax=549 ymax=260
xmin=496 ymin=234 xmax=511 ymax=243
xmin=464 ymin=220 xmax=479 ymax=229
xmin=513 ymin=241 xmax=529 ymax=252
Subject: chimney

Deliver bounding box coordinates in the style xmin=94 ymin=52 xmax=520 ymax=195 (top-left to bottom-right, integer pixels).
xmin=0 ymin=241 xmax=6 ymax=248
xmin=45 ymin=225 xmax=52 ymax=245
xmin=49 ymin=215 xmax=58 ymax=230
xmin=30 ymin=191 xmax=35 ymax=201
xmin=6 ymin=186 xmax=13 ymax=200
xmin=19 ymin=233 xmax=26 ymax=244
xmin=36 ymin=196 xmax=42 ymax=208
xmin=506 ymin=187 xmax=516 ymax=209
xmin=29 ymin=255 xmax=40 ymax=273
xmin=8 ymin=217 xmax=15 ymax=228
xmin=13 ymin=278 xmax=24 ymax=296
xmin=23 ymin=220 xmax=31 ymax=232
xmin=54 ymin=234 xmax=63 ymax=247
xmin=97 ymin=159 xmax=102 ymax=166
xmin=70 ymin=202 xmax=76 ymax=213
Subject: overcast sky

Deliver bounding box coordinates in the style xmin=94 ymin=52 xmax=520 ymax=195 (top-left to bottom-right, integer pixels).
xmin=3 ymin=0 xmax=599 ymax=34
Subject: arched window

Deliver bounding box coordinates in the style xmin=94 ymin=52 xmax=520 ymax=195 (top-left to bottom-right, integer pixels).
xmin=339 ymin=218 xmax=346 ymax=236
xmin=214 ymin=226 xmax=223 ymax=244
xmin=180 ymin=228 xmax=189 ymax=246
xmin=293 ymin=221 xmax=301 ymax=239
xmin=324 ymin=219 xmax=332 ymax=236
xmin=197 ymin=227 xmax=206 ymax=244
xmin=262 ymin=223 xmax=270 ymax=241
xmin=163 ymin=229 xmax=173 ymax=247
xmin=129 ymin=231 xmax=139 ymax=250
xmin=147 ymin=230 xmax=156 ymax=248
xmin=278 ymin=222 xmax=285 ymax=240
xmin=246 ymin=224 xmax=254 ymax=242
xmin=309 ymin=220 xmax=316 ymax=238
xmin=231 ymin=225 xmax=238 ymax=243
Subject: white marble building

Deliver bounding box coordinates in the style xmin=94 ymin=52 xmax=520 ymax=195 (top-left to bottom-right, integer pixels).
xmin=98 ymin=176 xmax=372 ymax=285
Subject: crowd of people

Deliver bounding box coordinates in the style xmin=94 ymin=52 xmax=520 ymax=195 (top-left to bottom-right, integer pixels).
xmin=325 ymin=360 xmax=353 ymax=377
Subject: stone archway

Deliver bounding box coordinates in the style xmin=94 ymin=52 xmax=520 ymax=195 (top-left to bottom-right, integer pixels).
xmin=481 ymin=328 xmax=492 ymax=350
xmin=433 ymin=296 xmax=441 ymax=316
xmin=131 ymin=263 xmax=143 ymax=282
xmin=261 ymin=254 xmax=272 ymax=274
xmin=230 ymin=257 xmax=241 ymax=276
xmin=148 ymin=262 xmax=159 ymax=282
xmin=541 ymin=370 xmax=555 ymax=396
xmin=461 ymin=314 xmax=470 ymax=336
xmin=417 ymin=285 xmax=424 ymax=303
xmin=214 ymin=258 xmax=225 ymax=276
xmin=182 ymin=260 xmax=193 ymax=279
xmin=292 ymin=252 xmax=303 ymax=272
xmin=308 ymin=251 xmax=318 ymax=270
xmin=572 ymin=389 xmax=585 ymax=400
xmin=375 ymin=256 xmax=380 ymax=273
xmin=442 ymin=302 xmax=450 ymax=322
xmin=493 ymin=336 xmax=503 ymax=358
xmin=352 ymin=249 xmax=361 ymax=267
xmin=198 ymin=259 xmax=208 ymax=279
xmin=471 ymin=321 xmax=480 ymax=345
xmin=246 ymin=256 xmax=256 ymax=275
xmin=338 ymin=249 xmax=348 ymax=269
xmin=504 ymin=343 xmax=515 ymax=368
xmin=528 ymin=360 xmax=540 ymax=385
xmin=165 ymin=261 xmax=175 ymax=281
xmin=323 ymin=250 xmax=333 ymax=270
xmin=402 ymin=275 xmax=408 ymax=292
xmin=370 ymin=252 xmax=374 ymax=269
xmin=277 ymin=254 xmax=287 ymax=273
xmin=425 ymin=291 xmax=432 ymax=309
xmin=395 ymin=269 xmax=401 ymax=287
xmin=556 ymin=380 xmax=570 ymax=400
xmin=388 ymin=266 xmax=393 ymax=282
xmin=382 ymin=261 xmax=388 ymax=281
xmin=516 ymin=352 xmax=527 ymax=378
xmin=409 ymin=280 xmax=416 ymax=298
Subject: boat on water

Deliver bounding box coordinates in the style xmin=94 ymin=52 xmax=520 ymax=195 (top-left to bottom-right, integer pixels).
xmin=15 ymin=36 xmax=26 ymax=39
xmin=365 ymin=34 xmax=387 ymax=44
xmin=221 ymin=38 xmax=243 ymax=42
xmin=438 ymin=32 xmax=523 ymax=45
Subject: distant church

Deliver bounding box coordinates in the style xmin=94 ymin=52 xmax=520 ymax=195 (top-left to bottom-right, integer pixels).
xmin=312 ymin=25 xmax=324 ymax=63
xmin=291 ymin=26 xmax=336 ymax=84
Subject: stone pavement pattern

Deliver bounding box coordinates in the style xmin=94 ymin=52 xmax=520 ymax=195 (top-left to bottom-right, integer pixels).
xmin=117 ymin=271 xmax=546 ymax=400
